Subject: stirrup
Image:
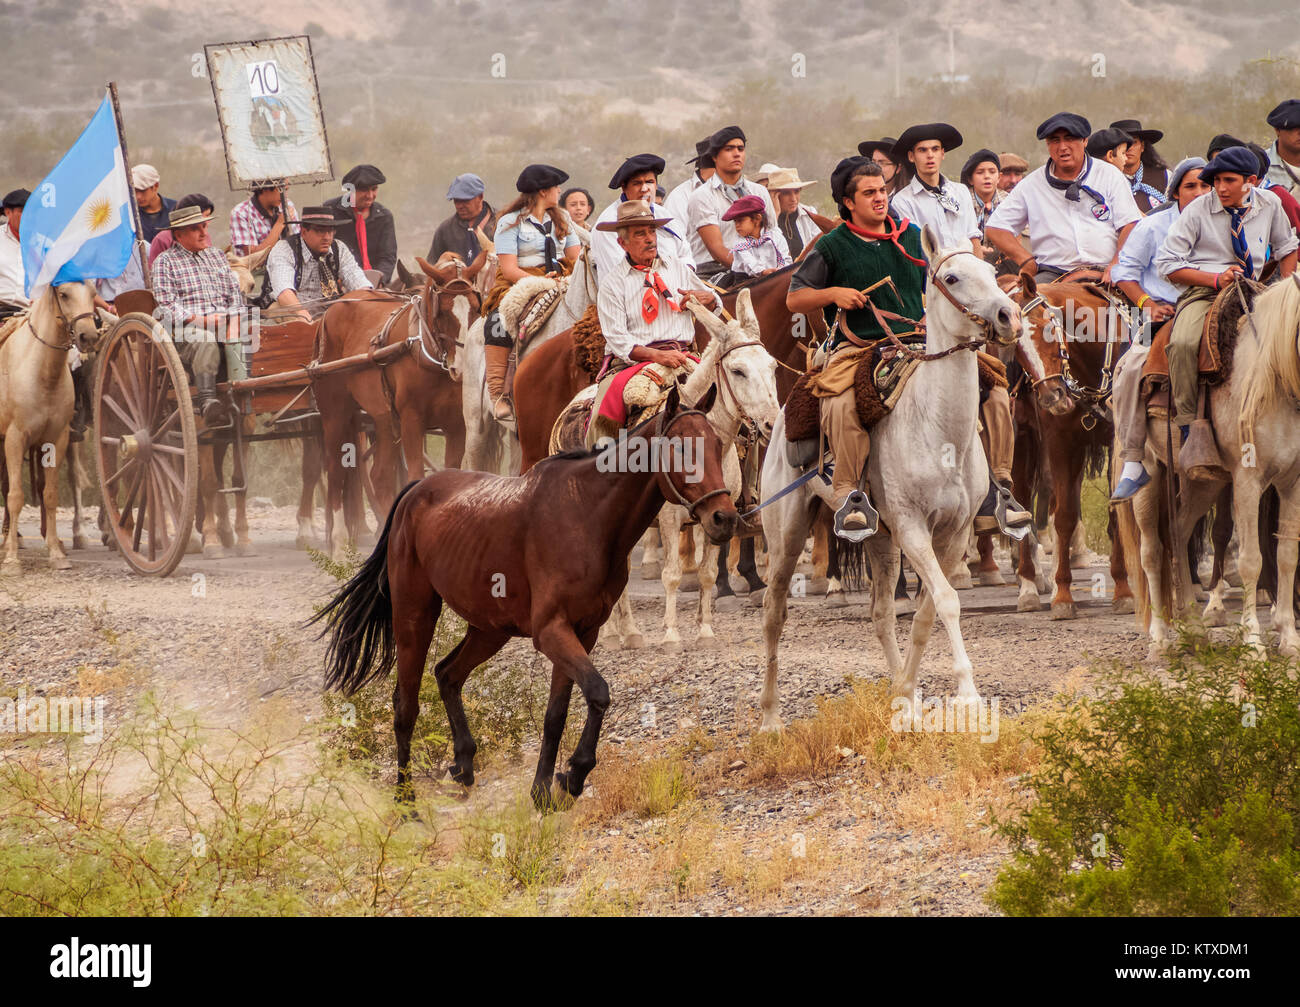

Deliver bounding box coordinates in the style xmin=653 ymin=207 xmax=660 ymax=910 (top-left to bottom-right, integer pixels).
xmin=834 ymin=490 xmax=879 ymax=542
xmin=992 ymin=482 xmax=1033 ymax=541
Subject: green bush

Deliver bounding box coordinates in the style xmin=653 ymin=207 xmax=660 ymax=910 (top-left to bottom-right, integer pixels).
xmin=992 ymin=628 xmax=1300 ymax=916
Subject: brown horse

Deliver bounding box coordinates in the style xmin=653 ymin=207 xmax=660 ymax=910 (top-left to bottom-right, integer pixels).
xmin=514 ymin=264 xmax=820 ymax=473
xmin=314 ymin=384 xmax=739 ymax=810
xmin=1012 ymin=275 xmax=1135 ymax=618
xmin=314 ymin=258 xmax=480 ymax=557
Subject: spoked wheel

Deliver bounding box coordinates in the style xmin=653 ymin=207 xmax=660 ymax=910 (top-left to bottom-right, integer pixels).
xmin=93 ymin=312 xmax=198 ymax=576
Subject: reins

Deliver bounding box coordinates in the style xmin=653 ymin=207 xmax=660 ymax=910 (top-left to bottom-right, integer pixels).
xmin=652 ymin=404 xmax=732 ymax=521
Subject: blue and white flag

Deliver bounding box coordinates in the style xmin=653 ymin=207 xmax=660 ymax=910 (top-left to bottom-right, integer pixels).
xmin=20 ymin=94 xmax=136 ymax=298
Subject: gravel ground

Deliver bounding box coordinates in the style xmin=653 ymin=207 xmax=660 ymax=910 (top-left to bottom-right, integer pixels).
xmin=4 ymin=500 xmax=1165 ymax=915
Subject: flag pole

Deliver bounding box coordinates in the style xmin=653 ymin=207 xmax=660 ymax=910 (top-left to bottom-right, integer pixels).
xmin=107 ymin=81 xmax=151 ymax=291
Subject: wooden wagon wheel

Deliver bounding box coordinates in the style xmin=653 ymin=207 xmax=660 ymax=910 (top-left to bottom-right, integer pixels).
xmin=93 ymin=312 xmax=199 ymax=576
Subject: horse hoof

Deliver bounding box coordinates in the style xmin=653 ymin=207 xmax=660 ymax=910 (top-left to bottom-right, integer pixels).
xmin=218 ymin=527 xmax=236 ymax=549
xmin=807 ymin=576 xmax=829 ymax=595
xmin=825 ymin=589 xmax=847 ymax=608
xmin=294 ymin=535 xmax=315 ymax=551
xmin=235 ymin=543 xmax=255 ymax=557
xmin=728 ymin=574 xmax=750 ymax=595
xmin=1203 ymin=607 xmax=1227 ymax=628
xmin=758 ymin=716 xmax=783 ymax=734
xmin=446 ymin=764 xmax=474 ymax=787
xmin=622 ymin=632 xmax=645 ymax=650
xmin=1050 ymin=601 xmax=1077 ymax=620
xmin=1017 ymin=593 xmax=1042 ymax=613
xmin=661 ymin=637 xmax=683 ymax=654
xmin=640 ymin=561 xmax=662 ymax=580
xmin=203 ymin=545 xmax=227 ymax=560
xmin=950 ymin=568 xmax=974 ymax=590
xmin=979 ymin=569 xmax=1006 ymax=587
xmin=72 ymin=535 xmax=88 ymax=551
xmin=747 ymin=586 xmax=767 ymax=607
xmin=715 ymin=594 xmax=742 ymax=613
xmin=696 ymin=632 xmax=718 ymax=648
xmin=49 ymin=555 xmax=72 ymax=571
xmin=1111 ymin=595 xmax=1135 ymax=615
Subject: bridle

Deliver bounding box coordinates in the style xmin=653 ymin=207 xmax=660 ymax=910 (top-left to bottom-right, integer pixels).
xmin=652 ymin=404 xmax=732 ymax=522
xmin=25 ymin=286 xmax=101 ymax=352
xmin=1019 ymin=288 xmax=1118 ymax=430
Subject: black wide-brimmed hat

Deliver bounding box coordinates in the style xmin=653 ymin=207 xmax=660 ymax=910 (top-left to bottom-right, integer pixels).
xmin=299 ymin=205 xmax=347 ymax=228
xmin=342 ymin=163 xmax=386 ymax=187
xmin=892 ymin=123 xmax=963 ymax=161
xmin=516 ymin=164 xmax=569 ymax=193
xmin=685 ymin=138 xmax=711 ymax=165
xmin=608 ymin=153 xmax=666 ymax=190
xmin=856 ymin=136 xmax=898 ymax=160
xmin=1110 ymin=119 xmax=1163 ymax=145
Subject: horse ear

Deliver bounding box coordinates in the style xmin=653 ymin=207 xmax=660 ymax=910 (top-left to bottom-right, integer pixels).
xmin=664 ymin=382 xmax=681 ymax=418
xmin=415 ymin=256 xmax=440 ymax=279
xmin=686 ymin=297 xmax=725 ymax=340
xmin=735 ymin=287 xmax=758 ymax=336
xmin=248 ymin=245 xmax=272 ymax=270
xmin=920 ymin=224 xmax=941 ymax=263
xmin=396 ymin=260 xmax=415 ymax=288
xmin=1020 ymin=271 xmax=1038 ymax=299
xmin=695 ymin=382 xmax=718 ymax=414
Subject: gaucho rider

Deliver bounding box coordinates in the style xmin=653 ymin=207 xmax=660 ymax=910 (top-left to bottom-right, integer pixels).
xmin=481 ymin=163 xmax=582 ymax=422
xmin=785 ymin=157 xmax=1031 ymax=540
xmin=586 ymin=199 xmax=720 ymax=446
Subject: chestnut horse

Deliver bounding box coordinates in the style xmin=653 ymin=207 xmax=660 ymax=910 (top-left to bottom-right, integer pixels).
xmin=1011 ymin=274 xmax=1135 ymax=618
xmin=315 ymin=384 xmax=739 ymax=810
xmin=314 ymin=258 xmax=480 ymax=558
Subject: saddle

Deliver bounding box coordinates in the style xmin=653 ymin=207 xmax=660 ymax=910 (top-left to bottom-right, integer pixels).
xmin=549 ymin=360 xmax=692 ymax=454
xmin=499 ymin=274 xmax=566 ymax=349
xmin=571 ymin=303 xmax=606 ymax=381
xmin=1140 ymin=278 xmax=1262 ymax=394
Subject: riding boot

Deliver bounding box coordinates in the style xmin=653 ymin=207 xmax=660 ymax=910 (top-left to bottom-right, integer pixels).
xmin=195 ymin=372 xmax=225 ymax=426
xmin=975 ymin=476 xmax=1033 ymax=540
xmin=484 ymin=343 xmax=514 ymax=421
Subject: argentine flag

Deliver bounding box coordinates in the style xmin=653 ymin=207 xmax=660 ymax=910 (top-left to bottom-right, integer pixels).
xmin=20 ymin=94 xmax=136 ymax=298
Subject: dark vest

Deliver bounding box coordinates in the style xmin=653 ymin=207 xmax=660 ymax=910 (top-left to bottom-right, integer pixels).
xmin=816 ymin=220 xmax=926 ymax=348
xmin=289 ymin=233 xmax=341 ymax=292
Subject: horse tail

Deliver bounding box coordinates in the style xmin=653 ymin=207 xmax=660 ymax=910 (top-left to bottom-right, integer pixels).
xmin=312 ymin=480 xmax=419 ymax=695
xmin=836 ymin=538 xmax=869 ymax=594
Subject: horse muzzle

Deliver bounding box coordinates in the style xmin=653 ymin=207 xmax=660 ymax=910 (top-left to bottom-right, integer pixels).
xmin=988 ymin=304 xmax=1021 ymax=347
xmin=700 ymin=501 xmax=740 ymax=545
xmin=1036 ymin=379 xmax=1074 ymax=416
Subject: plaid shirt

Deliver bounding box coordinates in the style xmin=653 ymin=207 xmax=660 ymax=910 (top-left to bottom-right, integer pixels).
xmin=229 ymin=195 xmax=299 ymax=255
xmin=266 ymin=236 xmax=372 ymax=302
xmin=153 ymin=244 xmax=243 ymax=325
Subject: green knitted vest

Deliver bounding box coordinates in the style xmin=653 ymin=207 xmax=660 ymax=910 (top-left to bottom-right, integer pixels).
xmin=816 ymin=222 xmax=926 ymax=350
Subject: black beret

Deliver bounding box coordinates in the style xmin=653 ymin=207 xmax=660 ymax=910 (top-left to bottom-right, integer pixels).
xmin=2 ymin=188 xmax=31 ymax=209
xmin=1206 ymin=133 xmax=1249 ymax=159
xmin=1199 ymin=146 xmax=1262 ymax=184
xmin=515 ymin=163 xmax=569 ymax=193
xmin=706 ymin=125 xmax=746 ymax=157
xmin=1085 ymin=127 xmax=1135 ymax=159
xmin=1266 ymin=99 xmax=1300 ymax=131
xmin=342 ymin=164 xmax=386 ymax=187
xmin=1035 ymin=112 xmax=1091 ymax=141
xmin=685 ymin=138 xmax=711 ymax=165
xmin=959 ymin=148 xmax=1000 ymax=185
xmin=830 ymin=156 xmax=878 ymax=218
xmin=608 ymin=153 xmax=666 ymax=190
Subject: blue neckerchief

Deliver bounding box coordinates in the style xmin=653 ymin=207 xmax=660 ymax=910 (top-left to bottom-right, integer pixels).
xmin=1045 ymin=156 xmax=1111 ymax=220
xmin=1226 ymin=200 xmax=1254 ymax=276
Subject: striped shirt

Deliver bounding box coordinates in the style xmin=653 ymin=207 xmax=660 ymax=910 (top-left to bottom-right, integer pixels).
xmin=266 ymin=237 xmax=372 ymax=302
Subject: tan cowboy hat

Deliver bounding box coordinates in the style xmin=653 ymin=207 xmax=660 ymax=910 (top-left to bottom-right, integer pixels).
xmin=162 ymin=204 xmax=211 ymax=230
xmin=766 ymin=167 xmax=817 ymax=191
xmin=594 ymin=198 xmax=672 ymax=231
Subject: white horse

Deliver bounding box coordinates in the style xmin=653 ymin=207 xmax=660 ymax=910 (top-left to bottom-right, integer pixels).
xmin=0 ymin=281 xmax=103 ymax=573
xmin=460 ymin=222 xmax=597 ymax=474
xmin=756 ymin=226 xmax=1021 ymax=730
xmin=1120 ymin=274 xmax=1300 ymax=656
xmin=601 ymin=289 xmax=778 ymax=651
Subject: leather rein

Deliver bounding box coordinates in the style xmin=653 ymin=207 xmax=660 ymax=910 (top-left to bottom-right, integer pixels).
xmin=652 ymin=403 xmax=731 ymax=522
xmin=24 ymin=289 xmax=101 ymax=352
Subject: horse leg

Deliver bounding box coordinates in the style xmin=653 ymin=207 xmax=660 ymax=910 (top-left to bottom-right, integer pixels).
xmin=233 ymin=439 xmax=252 ymax=556
xmin=390 ymin=576 xmax=440 ymax=804
xmin=680 ymin=525 xmax=699 ymax=576
xmin=738 ymin=536 xmax=765 ymax=593
xmin=535 ymin=622 xmax=609 ymax=808
xmin=197 ymin=445 xmax=224 ymax=558
xmin=433 ymin=625 xmax=511 ymax=787
xmin=1203 ymin=486 xmax=1234 ymax=627
xmin=867 ymin=540 xmax=904 ymax=682
xmin=532 ymin=664 xmax=574 ymax=811
xmin=809 ymin=518 xmax=829 ymax=594
xmin=640 ymin=526 xmax=662 ymax=580
xmin=696 ymin=539 xmax=719 ymax=647
xmin=67 ymin=442 xmax=87 ymax=551
xmin=2 ymin=434 xmax=24 ymax=572
xmin=43 ymin=435 xmax=71 ymax=570
xmin=659 ymin=507 xmax=685 ymax=653
xmin=900 ymin=530 xmax=979 ymax=705
xmin=296 ymin=434 xmax=323 ymax=550
xmin=1233 ymin=473 xmax=1266 ymax=654
xmin=1274 ymin=484 xmax=1300 ymax=657
xmin=714 ymin=536 xmax=736 ymax=604
xmin=1049 ymin=452 xmax=1085 ymax=619
xmin=975 ymin=531 xmax=1003 ymax=586
xmin=603 ymin=586 xmax=644 ymax=649
xmin=760 ymin=497 xmax=815 ymax=732
xmin=1108 ymin=503 xmax=1135 ymax=613
xmin=320 ymin=407 xmax=352 ymax=560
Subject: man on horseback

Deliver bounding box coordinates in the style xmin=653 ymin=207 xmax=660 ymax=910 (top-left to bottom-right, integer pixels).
xmin=0 ymin=188 xmax=29 ymax=316
xmin=428 ymin=173 xmax=495 ymax=274
xmin=586 ymin=199 xmax=719 ymax=446
xmin=153 ymin=204 xmax=246 ymax=424
xmin=1155 ymin=145 xmax=1298 ymax=436
xmin=985 ymin=112 xmax=1141 ymax=284
xmin=663 ymin=138 xmax=715 ymax=268
xmin=687 ymin=126 xmax=786 ymax=282
xmin=1265 ymin=99 xmax=1300 ymax=199
xmin=591 ymin=153 xmax=694 ymax=283
xmin=888 ymin=122 xmax=982 ymax=256
xmin=267 ymin=206 xmax=373 ymax=322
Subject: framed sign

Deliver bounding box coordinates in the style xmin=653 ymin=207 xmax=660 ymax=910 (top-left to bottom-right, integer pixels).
xmin=204 ymin=35 xmax=333 ymax=190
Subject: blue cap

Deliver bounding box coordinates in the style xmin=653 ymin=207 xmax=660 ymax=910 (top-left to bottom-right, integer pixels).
xmin=1035 ymin=112 xmax=1091 ymax=141
xmin=1199 ymin=146 xmax=1262 ymax=184
xmin=446 ymin=173 xmax=485 ymax=200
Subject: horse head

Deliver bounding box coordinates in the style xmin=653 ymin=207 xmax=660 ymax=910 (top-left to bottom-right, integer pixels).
xmin=685 ymin=287 xmax=779 ymax=441
xmin=654 ymin=382 xmax=739 ymax=545
xmin=919 ymin=225 xmax=1020 ymax=348
xmin=45 ymin=281 xmax=103 ymax=355
xmin=226 ymin=246 xmax=271 ymax=300
xmin=1010 ymin=274 xmax=1075 ymax=416
xmin=417 ymin=253 xmax=481 ymax=381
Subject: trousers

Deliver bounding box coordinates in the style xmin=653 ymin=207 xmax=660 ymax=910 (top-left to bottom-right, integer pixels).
xmin=1169 ymin=286 xmax=1216 ymax=426
xmin=980 ymin=385 xmax=1014 ymax=484
xmin=1110 ymin=343 xmax=1150 ymax=463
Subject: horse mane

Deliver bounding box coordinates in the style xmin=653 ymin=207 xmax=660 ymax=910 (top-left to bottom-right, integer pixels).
xmin=533 ymin=408 xmax=666 ymax=467
xmin=1238 ymin=276 xmax=1300 ymax=436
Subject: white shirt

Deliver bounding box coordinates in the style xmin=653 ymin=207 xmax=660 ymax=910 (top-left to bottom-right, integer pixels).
xmin=1156 ymin=186 xmax=1298 ymax=291
xmin=986 ymin=157 xmax=1141 ymax=270
xmin=590 ymin=196 xmax=694 ymax=287
xmin=889 ymin=174 xmax=980 ymax=250
xmin=663 ymin=173 xmax=708 ymax=263
xmin=687 ymin=173 xmax=789 ymax=269
xmin=1266 ymin=141 xmax=1300 ymax=198
xmin=786 ymin=203 xmax=822 ymax=249
xmin=597 ymin=253 xmax=703 ymax=364
xmin=1111 ymin=204 xmax=1183 ymax=305
xmin=267 ymin=236 xmax=373 ymax=300
xmin=0 ymin=223 xmax=26 ymax=304
xmin=729 ymin=233 xmax=788 ymax=276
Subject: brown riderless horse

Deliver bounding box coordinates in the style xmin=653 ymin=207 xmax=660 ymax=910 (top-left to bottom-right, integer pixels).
xmin=315 ymin=383 xmax=738 ymax=810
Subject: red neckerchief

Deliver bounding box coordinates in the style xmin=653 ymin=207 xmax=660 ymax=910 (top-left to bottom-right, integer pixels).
xmin=843 ymin=215 xmax=928 ymax=267
xmin=630 ymin=259 xmax=681 ymax=323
